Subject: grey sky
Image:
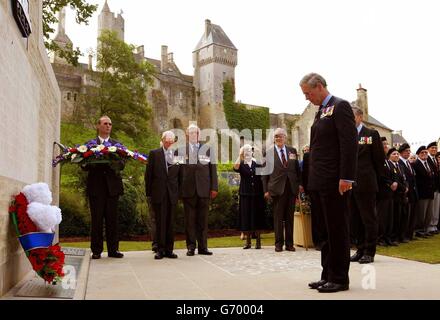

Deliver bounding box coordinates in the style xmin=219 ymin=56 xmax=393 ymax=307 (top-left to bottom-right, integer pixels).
xmin=61 ymin=0 xmax=440 ymax=148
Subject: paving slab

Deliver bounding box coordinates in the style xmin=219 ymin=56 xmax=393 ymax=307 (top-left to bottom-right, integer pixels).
xmin=84 ymin=247 xmax=440 ymax=300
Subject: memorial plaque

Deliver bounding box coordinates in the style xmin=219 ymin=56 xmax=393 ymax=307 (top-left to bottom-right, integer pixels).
xmin=15 ymin=255 xmax=83 ymax=299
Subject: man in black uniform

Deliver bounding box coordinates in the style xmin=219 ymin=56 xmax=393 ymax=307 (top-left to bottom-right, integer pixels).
xmin=300 ymin=73 xmax=358 ymax=293
xmin=398 ymin=143 xmax=418 ymax=241
xmin=349 ymin=107 xmax=384 ymax=264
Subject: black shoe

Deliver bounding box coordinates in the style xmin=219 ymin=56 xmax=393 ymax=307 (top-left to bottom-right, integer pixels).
xmin=285 ymin=246 xmax=296 ymax=252
xmin=400 ymin=238 xmax=410 ymax=243
xmin=377 ymin=241 xmax=388 ymax=246
xmin=108 ymin=251 xmax=124 ymax=258
xmin=152 ymin=246 xmax=158 ymax=253
xmin=198 ymin=249 xmax=213 ymax=255
xmin=243 ymin=244 xmax=251 ymax=249
xmin=308 ymin=279 xmax=327 ymax=289
xmin=275 ymin=246 xmax=283 ymax=252
xmin=154 ymin=252 xmax=164 ymax=260
xmin=387 ymin=241 xmax=399 ymax=246
xmin=186 ymin=249 xmax=195 ymax=256
xmin=358 ymin=255 xmax=374 ymax=264
xmin=164 ymin=252 xmax=178 ymax=259
xmin=317 ymin=282 xmax=349 ymax=293
xmin=91 ymin=254 xmax=101 ymax=259
xmin=350 ymin=251 xmax=363 ymax=262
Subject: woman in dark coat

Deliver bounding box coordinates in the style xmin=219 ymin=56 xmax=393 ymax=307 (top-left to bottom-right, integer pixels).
xmin=233 ymin=144 xmax=266 ymax=249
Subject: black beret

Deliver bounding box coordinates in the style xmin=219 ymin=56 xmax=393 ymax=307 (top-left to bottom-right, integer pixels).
xmin=416 ymin=145 xmax=427 ymax=155
xmin=427 ymin=142 xmax=438 ymax=149
xmin=380 ymin=137 xmax=387 ymax=142
xmin=387 ymin=147 xmax=397 ymax=157
xmin=398 ymin=143 xmax=411 ymax=153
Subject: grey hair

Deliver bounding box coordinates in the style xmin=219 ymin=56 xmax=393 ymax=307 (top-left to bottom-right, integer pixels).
xmin=274 ymin=128 xmax=287 ymax=137
xmin=186 ymin=124 xmax=200 ymax=135
xmin=240 ymin=144 xmax=253 ymax=155
xmin=161 ymin=130 xmax=175 ymax=141
xmin=300 ymin=73 xmax=327 ymax=88
xmin=352 ymin=106 xmax=363 ymax=116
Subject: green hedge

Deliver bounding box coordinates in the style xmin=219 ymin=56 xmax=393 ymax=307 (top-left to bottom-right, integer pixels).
xmin=223 ymin=80 xmax=270 ymax=138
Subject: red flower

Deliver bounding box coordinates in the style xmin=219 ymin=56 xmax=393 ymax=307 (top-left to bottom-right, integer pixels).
xmin=83 ymin=151 xmax=93 ymax=158
xmin=69 ymin=148 xmax=78 ymax=153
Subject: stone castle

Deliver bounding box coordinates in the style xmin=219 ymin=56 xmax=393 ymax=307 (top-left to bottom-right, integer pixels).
xmin=51 ymin=0 xmax=403 ymax=153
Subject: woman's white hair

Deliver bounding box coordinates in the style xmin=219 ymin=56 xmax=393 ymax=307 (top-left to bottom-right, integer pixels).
xmin=240 ymin=144 xmax=253 ymax=155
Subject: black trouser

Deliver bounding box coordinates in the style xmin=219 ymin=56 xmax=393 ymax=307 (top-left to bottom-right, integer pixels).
xmin=377 ymin=198 xmax=393 ymax=243
xmin=272 ymin=181 xmax=295 ymax=249
xmin=151 ymin=192 xmax=176 ymax=254
xmin=89 ymin=194 xmax=119 ymax=255
xmin=183 ymin=196 xmax=210 ymax=251
xmin=310 ymin=189 xmax=351 ymax=285
xmin=351 ymin=191 xmax=378 ymax=256
xmin=406 ymin=201 xmax=418 ymax=240
xmin=147 ymin=198 xmax=157 ymax=249
xmin=391 ymin=196 xmax=406 ymax=242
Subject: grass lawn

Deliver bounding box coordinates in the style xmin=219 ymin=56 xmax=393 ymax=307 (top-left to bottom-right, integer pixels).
xmin=61 ymin=233 xmax=440 ymax=264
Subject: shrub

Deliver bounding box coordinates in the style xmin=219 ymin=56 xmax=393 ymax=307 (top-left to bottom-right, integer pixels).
xmin=59 ymin=189 xmax=90 ymax=237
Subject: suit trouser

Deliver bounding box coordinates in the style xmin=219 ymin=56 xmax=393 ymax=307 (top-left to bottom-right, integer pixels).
xmin=146 ymin=198 xmax=157 ymax=249
xmin=309 ymin=189 xmax=350 ymax=285
xmin=151 ymin=193 xmax=176 ymax=254
xmin=89 ymin=194 xmax=119 ymax=255
xmin=183 ymin=196 xmax=210 ymax=251
xmin=429 ymin=192 xmax=440 ymax=231
xmin=351 ymin=192 xmax=378 ymax=256
xmin=415 ymin=199 xmax=433 ymax=233
xmin=377 ymin=198 xmax=393 ymax=243
xmin=406 ymin=201 xmax=418 ymax=240
xmin=271 ymin=181 xmax=295 ymax=249
xmin=391 ymin=197 xmax=409 ymax=242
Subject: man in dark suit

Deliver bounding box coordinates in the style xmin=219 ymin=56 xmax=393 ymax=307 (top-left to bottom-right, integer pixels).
xmin=180 ymin=124 xmax=218 ymax=256
xmin=300 ymin=73 xmax=358 ymax=293
xmin=427 ymin=142 xmax=440 ymax=234
xmin=349 ymin=107 xmax=385 ymax=264
xmin=145 ymin=131 xmax=180 ymax=259
xmin=398 ymin=143 xmax=419 ymax=240
xmin=84 ymin=116 xmax=124 ymax=260
xmin=413 ymin=146 xmax=435 ymax=238
xmin=262 ymin=128 xmax=301 ymax=252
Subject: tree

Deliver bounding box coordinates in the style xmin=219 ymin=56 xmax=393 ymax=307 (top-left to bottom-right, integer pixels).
xmin=43 ymin=0 xmax=98 ymax=66
xmin=81 ymin=30 xmax=156 ymax=139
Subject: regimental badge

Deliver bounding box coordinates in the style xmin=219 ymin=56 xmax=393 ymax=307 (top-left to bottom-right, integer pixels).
xmin=320 ymin=106 xmax=335 ymax=119
xmin=359 ymin=136 xmax=373 ymax=145
xmin=288 ymin=153 xmax=296 ymax=160
xmin=394 ymin=168 xmax=397 ymax=174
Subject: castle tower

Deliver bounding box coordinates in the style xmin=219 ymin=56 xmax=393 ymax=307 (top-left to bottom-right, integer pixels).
xmin=356 ymin=83 xmax=369 ymax=118
xmin=97 ymin=0 xmax=124 ymax=48
xmin=193 ymin=19 xmax=237 ymax=129
xmin=51 ymin=7 xmax=73 ymax=64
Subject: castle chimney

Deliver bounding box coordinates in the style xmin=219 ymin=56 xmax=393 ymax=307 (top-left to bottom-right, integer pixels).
xmin=356 ymin=83 xmax=369 ymax=117
xmin=161 ymin=45 xmax=168 ymax=72
xmin=88 ymin=52 xmax=93 ymax=70
xmin=205 ymin=19 xmax=211 ymax=39
xmin=168 ymin=52 xmax=174 ymax=63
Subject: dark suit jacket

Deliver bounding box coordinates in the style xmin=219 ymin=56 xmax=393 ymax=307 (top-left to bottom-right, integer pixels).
xmin=427 ymin=156 xmax=440 ymax=192
xmin=262 ymin=146 xmax=301 ymax=196
xmin=398 ymin=159 xmax=418 ymax=203
xmin=301 ymin=152 xmax=310 ymax=193
xmin=308 ymin=96 xmax=358 ymax=190
xmin=354 ymin=125 xmax=385 ymax=193
xmin=390 ymin=162 xmax=408 ymax=202
xmin=145 ymin=147 xmax=180 ymax=205
xmin=377 ymin=160 xmax=394 ymax=200
xmin=233 ymin=161 xmax=264 ymax=196
xmin=85 ymin=137 xmax=124 ymax=197
xmin=179 ymin=143 xmax=218 ymax=198
xmin=413 ymin=159 xmax=435 ymax=200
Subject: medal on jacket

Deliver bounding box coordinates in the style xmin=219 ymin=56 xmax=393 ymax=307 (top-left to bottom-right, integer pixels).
xmin=359 ymin=136 xmax=373 ymax=145
xmin=320 ymin=106 xmax=334 ymax=119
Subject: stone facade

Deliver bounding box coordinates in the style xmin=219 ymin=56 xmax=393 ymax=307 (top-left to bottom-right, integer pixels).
xmin=0 ymin=0 xmax=61 ymax=296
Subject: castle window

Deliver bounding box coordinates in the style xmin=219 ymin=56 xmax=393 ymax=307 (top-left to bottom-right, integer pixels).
xmin=67 ymin=92 xmax=71 ymax=101
xmin=73 ymin=93 xmax=77 ymax=101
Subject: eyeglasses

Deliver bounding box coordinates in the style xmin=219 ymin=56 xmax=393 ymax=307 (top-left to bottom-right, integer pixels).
xmin=102 ymin=122 xmax=112 ymax=126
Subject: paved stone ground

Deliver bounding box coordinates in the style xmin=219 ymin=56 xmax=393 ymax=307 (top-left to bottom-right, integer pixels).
xmin=85 ymin=247 xmax=440 ymax=300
